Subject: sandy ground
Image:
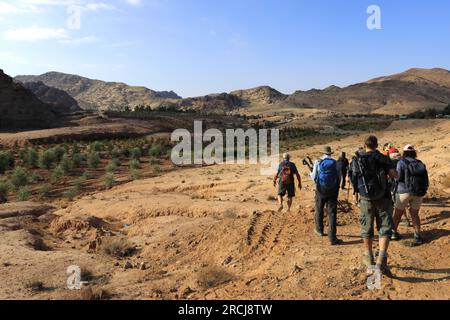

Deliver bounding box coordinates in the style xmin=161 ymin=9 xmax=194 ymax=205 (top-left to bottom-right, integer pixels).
xmin=0 ymin=120 xmax=449 ymax=300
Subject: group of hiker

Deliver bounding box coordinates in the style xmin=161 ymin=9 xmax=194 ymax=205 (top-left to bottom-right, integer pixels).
xmin=273 ymin=135 xmax=429 ymax=275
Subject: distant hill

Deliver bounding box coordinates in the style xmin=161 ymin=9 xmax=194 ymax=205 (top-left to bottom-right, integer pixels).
xmin=14 ymin=68 xmax=450 ymax=115
xmin=15 ymin=72 xmax=182 ymax=111
xmin=0 ymin=70 xmax=56 ymax=130
xmin=18 ymin=81 xmax=81 ymax=114
xmin=285 ymin=68 xmax=450 ymax=114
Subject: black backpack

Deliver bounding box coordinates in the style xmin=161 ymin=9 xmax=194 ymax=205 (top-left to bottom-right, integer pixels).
xmin=351 ymin=152 xmax=387 ymax=201
xmin=403 ymin=159 xmax=429 ymax=197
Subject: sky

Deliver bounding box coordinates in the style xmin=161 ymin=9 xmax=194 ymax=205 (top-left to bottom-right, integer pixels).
xmin=0 ymin=0 xmax=449 ymax=98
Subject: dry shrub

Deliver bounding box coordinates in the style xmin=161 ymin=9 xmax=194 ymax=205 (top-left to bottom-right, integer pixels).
xmin=197 ymin=266 xmax=234 ymax=290
xmin=102 ymin=238 xmax=135 ymax=257
xmin=223 ymin=208 xmax=237 ymax=219
xmin=25 ymin=280 xmax=45 ymax=292
xmin=80 ymin=286 xmax=110 ymax=300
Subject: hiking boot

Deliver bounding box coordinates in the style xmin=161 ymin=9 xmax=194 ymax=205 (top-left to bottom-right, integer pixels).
xmin=314 ymin=229 xmax=324 ymax=237
xmin=330 ymin=238 xmax=343 ymax=246
xmin=413 ymin=234 xmax=424 ymax=246
xmin=363 ymin=252 xmax=375 ymax=267
xmin=376 ymin=256 xmax=392 ymax=277
xmin=391 ymin=231 xmax=401 ymax=241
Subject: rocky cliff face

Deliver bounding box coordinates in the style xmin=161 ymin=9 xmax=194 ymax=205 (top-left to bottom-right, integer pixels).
xmin=0 ymin=70 xmax=56 ymax=130
xmin=19 ymin=81 xmax=81 ymax=114
xmin=15 ymin=72 xmax=182 ymax=111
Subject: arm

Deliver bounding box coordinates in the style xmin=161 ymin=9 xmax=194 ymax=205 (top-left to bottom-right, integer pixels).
xmin=296 ymin=172 xmax=302 ymax=189
xmin=388 ymin=168 xmax=398 ymax=180
xmin=273 ymin=172 xmax=279 ymax=187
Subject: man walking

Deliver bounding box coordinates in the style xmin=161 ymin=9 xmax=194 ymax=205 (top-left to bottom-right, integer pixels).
xmin=311 ymin=146 xmax=342 ymax=245
xmin=337 ymin=152 xmax=349 ymax=190
xmin=273 ymin=153 xmax=302 ymax=212
xmin=349 ymin=136 xmax=398 ymax=276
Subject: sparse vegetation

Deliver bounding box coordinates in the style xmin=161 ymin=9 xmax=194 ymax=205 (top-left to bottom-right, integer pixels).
xmin=88 ymin=151 xmax=101 ymax=169
xmin=10 ymin=166 xmax=28 ymax=190
xmin=17 ymin=186 xmax=30 ymax=201
xmin=104 ymin=173 xmax=115 ymax=189
xmin=102 ymin=238 xmax=135 ymax=257
xmin=0 ymin=181 xmax=9 ymax=203
xmin=197 ymin=266 xmax=234 ymax=289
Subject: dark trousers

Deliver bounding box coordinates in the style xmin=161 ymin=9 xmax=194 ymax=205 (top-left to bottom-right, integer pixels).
xmin=315 ymin=191 xmax=338 ymax=241
xmin=340 ymin=170 xmax=347 ymax=189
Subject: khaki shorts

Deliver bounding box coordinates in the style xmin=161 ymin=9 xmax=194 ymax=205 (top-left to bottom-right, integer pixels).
xmin=395 ymin=193 xmax=423 ymax=211
xmin=359 ymin=197 xmax=393 ymax=239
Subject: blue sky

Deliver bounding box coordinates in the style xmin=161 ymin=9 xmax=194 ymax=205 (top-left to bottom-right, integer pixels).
xmin=1 ymin=0 xmax=449 ymax=97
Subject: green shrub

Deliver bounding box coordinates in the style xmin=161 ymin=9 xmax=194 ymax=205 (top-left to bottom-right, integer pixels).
xmin=129 ymin=159 xmax=140 ymax=170
xmin=27 ymin=148 xmax=39 ymax=168
xmin=10 ymin=166 xmax=28 ymax=190
xmin=0 ymin=181 xmax=9 ymax=203
xmin=148 ymin=146 xmax=160 ymax=157
xmin=131 ymin=147 xmax=142 ymax=160
xmin=104 ymin=173 xmax=115 ymax=189
xmin=105 ymin=161 xmax=118 ymax=173
xmin=51 ymin=165 xmax=64 ymax=183
xmin=72 ymin=153 xmax=85 ymax=168
xmin=38 ymin=149 xmax=56 ymax=169
xmin=0 ymin=151 xmax=15 ymax=173
xmin=73 ymin=177 xmax=85 ymax=192
xmin=17 ymin=186 xmax=30 ymax=201
xmin=39 ymin=184 xmax=50 ymax=199
xmin=90 ymin=141 xmax=102 ymax=152
xmin=30 ymin=172 xmax=42 ymax=182
xmin=51 ymin=146 xmax=66 ymax=162
xmin=88 ymin=152 xmax=101 ymax=169
xmin=59 ymin=154 xmax=73 ymax=174
xmin=109 ymin=147 xmax=121 ymax=159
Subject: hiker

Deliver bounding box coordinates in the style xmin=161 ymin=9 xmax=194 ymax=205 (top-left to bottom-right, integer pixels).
xmin=273 ymin=153 xmax=302 ymax=212
xmin=391 ymin=145 xmax=429 ymax=245
xmin=310 ymin=146 xmax=342 ymax=245
xmin=337 ymin=152 xmax=349 ymax=190
xmin=382 ymin=143 xmax=392 ymax=156
xmin=349 ymin=136 xmax=398 ymax=275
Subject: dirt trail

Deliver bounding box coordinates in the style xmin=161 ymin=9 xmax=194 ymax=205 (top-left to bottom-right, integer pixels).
xmin=0 ymin=120 xmax=449 ymax=300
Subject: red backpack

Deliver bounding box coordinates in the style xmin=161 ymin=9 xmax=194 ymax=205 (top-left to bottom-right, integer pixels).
xmin=281 ymin=164 xmax=293 ymax=186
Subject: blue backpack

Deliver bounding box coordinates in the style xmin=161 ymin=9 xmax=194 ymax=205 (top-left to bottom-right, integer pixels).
xmin=316 ymin=158 xmax=339 ymax=196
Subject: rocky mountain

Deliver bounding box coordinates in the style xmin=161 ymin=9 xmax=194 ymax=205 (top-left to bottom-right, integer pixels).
xmin=15 ymin=72 xmax=182 ymax=111
xmin=18 ymin=81 xmax=81 ymax=114
xmin=0 ymin=70 xmax=56 ymax=130
xmin=230 ymin=86 xmax=287 ymax=106
xmin=14 ymin=68 xmax=450 ymax=115
xmin=285 ymin=68 xmax=450 ymax=114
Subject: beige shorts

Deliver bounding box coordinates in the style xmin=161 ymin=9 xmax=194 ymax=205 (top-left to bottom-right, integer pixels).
xmin=395 ymin=193 xmax=423 ymax=211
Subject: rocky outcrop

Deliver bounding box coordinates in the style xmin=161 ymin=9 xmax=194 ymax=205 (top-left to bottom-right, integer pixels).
xmin=15 ymin=72 xmax=182 ymax=111
xmin=19 ymin=81 xmax=81 ymax=114
xmin=0 ymin=69 xmax=56 ymax=130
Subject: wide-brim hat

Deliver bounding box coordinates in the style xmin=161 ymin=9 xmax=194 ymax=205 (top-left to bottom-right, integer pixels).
xmin=323 ymin=146 xmax=334 ymax=155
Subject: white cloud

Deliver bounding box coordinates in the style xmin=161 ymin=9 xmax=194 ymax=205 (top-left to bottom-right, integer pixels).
xmin=3 ymin=26 xmax=68 ymax=41
xmin=59 ymin=35 xmax=97 ymax=45
xmin=84 ymin=3 xmax=115 ymax=11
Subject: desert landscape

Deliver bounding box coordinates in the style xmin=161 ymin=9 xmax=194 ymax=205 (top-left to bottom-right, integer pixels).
xmin=0 ymin=65 xmax=449 ymax=300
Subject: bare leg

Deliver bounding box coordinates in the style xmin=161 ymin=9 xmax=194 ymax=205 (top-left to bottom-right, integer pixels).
xmin=363 ymin=238 xmax=373 ymax=255
xmin=287 ymin=197 xmax=293 ymax=211
xmin=393 ymin=209 xmax=406 ymax=231
xmin=409 ymin=209 xmax=421 ymax=234
xmin=277 ymin=196 xmax=284 ymax=212
xmin=379 ymin=236 xmax=390 ymax=252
